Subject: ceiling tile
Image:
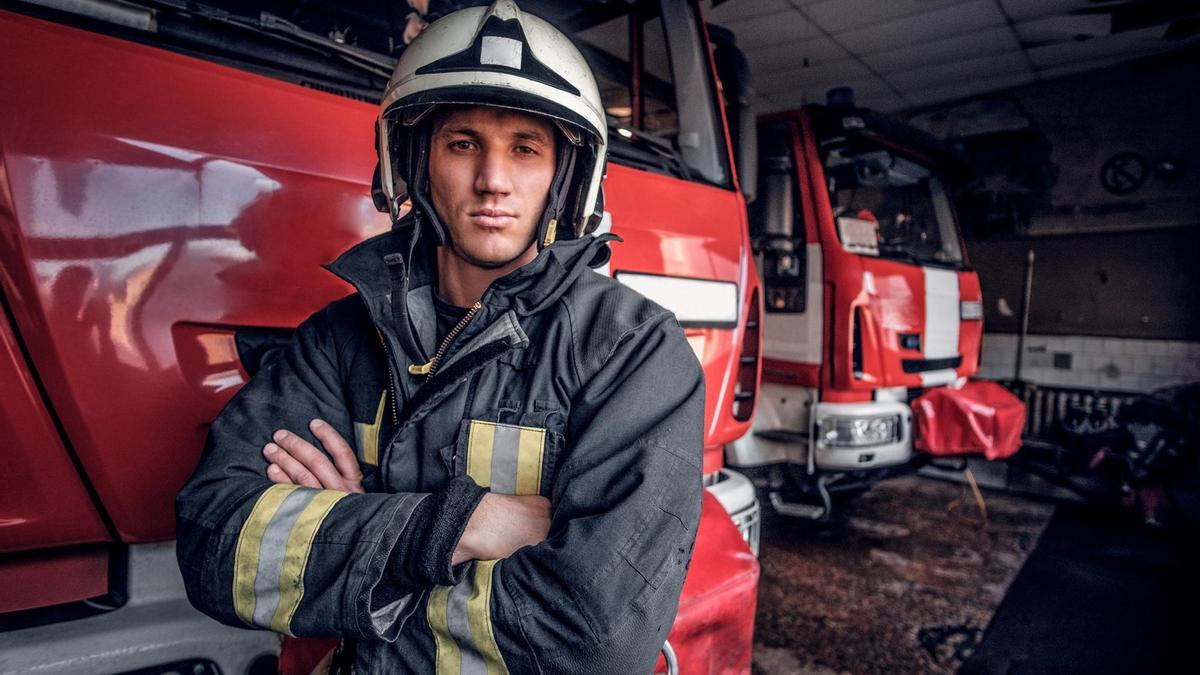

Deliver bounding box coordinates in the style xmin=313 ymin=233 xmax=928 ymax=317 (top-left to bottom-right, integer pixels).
xmin=886 ymin=49 xmax=1031 ymax=92
xmin=862 ymin=26 xmax=1019 ymax=75
xmin=904 ymin=72 xmax=1036 ymax=109
xmin=747 ymin=36 xmax=850 ymax=77
xmin=998 ymin=0 xmax=1092 ymax=22
xmin=1035 ymin=54 xmax=1135 ymax=82
xmin=802 ymin=0 xmax=963 ymax=36
xmin=703 ymin=0 xmax=795 ymax=27
xmin=752 ymin=90 xmax=793 ymax=113
xmin=835 ymin=0 xmax=1007 ymax=56
xmin=723 ymin=8 xmax=820 ymax=52
xmin=756 ymin=59 xmax=874 ymax=95
xmin=1015 ymin=14 xmax=1114 ymax=43
xmin=856 ymin=90 xmax=912 ymax=114
xmin=1027 ymin=32 xmax=1190 ymax=69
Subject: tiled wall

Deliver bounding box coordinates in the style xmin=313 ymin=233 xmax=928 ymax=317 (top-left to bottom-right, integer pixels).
xmin=979 ymin=333 xmax=1200 ymax=393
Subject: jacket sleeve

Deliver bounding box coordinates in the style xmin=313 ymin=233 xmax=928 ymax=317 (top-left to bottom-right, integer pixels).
xmin=175 ymin=304 xmax=485 ymax=640
xmin=483 ymin=311 xmax=705 ymax=673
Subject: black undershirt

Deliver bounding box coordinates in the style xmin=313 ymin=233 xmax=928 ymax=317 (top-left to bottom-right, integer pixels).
xmin=432 ymin=293 xmax=469 ymax=343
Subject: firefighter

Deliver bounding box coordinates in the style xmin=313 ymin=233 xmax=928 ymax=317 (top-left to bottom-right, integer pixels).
xmin=175 ymin=1 xmax=704 ymax=672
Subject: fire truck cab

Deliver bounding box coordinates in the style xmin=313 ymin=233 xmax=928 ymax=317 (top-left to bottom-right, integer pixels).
xmin=0 ymin=1 xmax=760 ymax=672
xmin=728 ymin=91 xmax=985 ymax=519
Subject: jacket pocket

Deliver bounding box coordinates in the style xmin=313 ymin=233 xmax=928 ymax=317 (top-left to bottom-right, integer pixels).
xmin=619 ymin=503 xmax=688 ymax=593
xmin=449 ymin=418 xmax=561 ymax=496
xmin=619 ymin=450 xmax=697 ymax=613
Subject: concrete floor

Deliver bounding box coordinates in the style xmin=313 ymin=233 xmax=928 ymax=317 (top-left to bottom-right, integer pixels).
xmin=751 ymin=475 xmax=1054 ymax=675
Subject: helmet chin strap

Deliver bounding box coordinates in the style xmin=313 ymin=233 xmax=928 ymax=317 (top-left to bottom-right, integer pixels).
xmin=407 ymin=131 xmax=450 ymax=247
xmin=536 ymin=141 xmax=577 ymax=249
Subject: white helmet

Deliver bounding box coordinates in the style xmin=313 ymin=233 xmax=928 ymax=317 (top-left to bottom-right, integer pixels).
xmin=373 ymin=0 xmax=608 ymax=249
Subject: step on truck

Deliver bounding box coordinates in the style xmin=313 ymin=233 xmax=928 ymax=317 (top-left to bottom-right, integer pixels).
xmin=0 ymin=1 xmax=762 ymax=673
xmin=727 ymin=90 xmax=990 ymax=520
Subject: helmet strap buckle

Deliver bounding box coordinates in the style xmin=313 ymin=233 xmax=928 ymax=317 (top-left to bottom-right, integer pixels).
xmin=389 ymin=194 xmax=406 ymax=222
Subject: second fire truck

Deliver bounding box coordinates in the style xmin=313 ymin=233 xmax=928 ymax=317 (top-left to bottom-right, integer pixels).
xmin=728 ymin=91 xmax=990 ymax=519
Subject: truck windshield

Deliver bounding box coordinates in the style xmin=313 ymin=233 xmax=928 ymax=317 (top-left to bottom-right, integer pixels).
xmin=12 ymin=0 xmax=726 ymax=186
xmin=569 ymin=0 xmax=729 ymax=185
xmin=824 ymin=143 xmax=964 ymax=266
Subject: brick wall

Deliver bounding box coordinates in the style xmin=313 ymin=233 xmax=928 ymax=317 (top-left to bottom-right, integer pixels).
xmin=979 ymin=333 xmax=1200 ymax=393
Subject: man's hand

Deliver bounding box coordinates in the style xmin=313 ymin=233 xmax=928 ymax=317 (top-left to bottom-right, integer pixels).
xmin=453 ymin=493 xmax=550 ymax=565
xmin=263 ymin=420 xmax=364 ymax=493
xmin=262 ymin=420 xmax=548 ymax=563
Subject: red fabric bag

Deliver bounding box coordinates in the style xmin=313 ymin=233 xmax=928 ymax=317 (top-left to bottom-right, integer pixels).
xmin=912 ymin=380 xmax=1026 ymax=460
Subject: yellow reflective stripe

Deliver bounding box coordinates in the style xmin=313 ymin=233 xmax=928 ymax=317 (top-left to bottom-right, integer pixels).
xmin=468 ymin=560 xmax=509 ymax=675
xmin=429 ymin=585 xmax=461 ymax=675
xmin=355 ymin=390 xmax=387 ymax=466
xmin=270 ymin=489 xmax=348 ymax=635
xmin=514 ymin=428 xmax=544 ymax=496
xmin=466 ymin=421 xmax=496 ymax=488
xmin=233 ymin=484 xmax=299 ymax=626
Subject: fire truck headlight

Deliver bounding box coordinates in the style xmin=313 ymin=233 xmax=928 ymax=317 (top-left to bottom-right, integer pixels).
xmin=818 ymin=414 xmax=901 ymax=447
xmin=960 ymin=300 xmax=984 ymax=320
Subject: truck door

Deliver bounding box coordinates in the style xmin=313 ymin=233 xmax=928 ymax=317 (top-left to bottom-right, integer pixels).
xmin=575 ymin=0 xmax=757 ymax=473
xmin=0 ymin=295 xmax=111 ymax=614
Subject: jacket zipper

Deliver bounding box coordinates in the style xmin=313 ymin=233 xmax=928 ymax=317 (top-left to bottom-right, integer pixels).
xmin=407 ymin=301 xmax=482 ymax=377
xmin=375 ymin=328 xmax=399 ymax=427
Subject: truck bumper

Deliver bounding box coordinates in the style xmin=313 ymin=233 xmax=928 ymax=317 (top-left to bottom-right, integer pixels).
xmin=0 ymin=542 xmax=280 ymax=675
xmin=705 ymin=468 xmax=761 ymax=556
xmin=657 ymin=490 xmax=760 ymax=674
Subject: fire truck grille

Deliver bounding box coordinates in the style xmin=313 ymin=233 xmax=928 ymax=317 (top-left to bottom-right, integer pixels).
xmin=901 ymin=355 xmax=963 ymax=373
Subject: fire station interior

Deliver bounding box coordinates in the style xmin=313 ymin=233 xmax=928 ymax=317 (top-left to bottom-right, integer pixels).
xmin=710 ymin=1 xmax=1200 ymax=673
xmin=1 ymin=0 xmax=1198 ymax=674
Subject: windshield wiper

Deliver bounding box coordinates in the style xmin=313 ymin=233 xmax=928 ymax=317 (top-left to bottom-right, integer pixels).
xmin=606 ymin=118 xmax=691 ymax=180
xmin=256 ymin=13 xmax=396 ymax=77
xmin=146 ymin=0 xmax=397 ymax=78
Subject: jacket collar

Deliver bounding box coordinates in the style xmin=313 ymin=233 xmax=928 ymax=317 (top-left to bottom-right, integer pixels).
xmin=324 ymin=218 xmax=618 ymax=348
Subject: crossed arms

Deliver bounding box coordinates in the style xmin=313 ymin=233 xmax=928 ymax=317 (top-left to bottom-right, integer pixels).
xmin=262 ymin=420 xmax=550 ymax=565
xmin=175 ymin=301 xmax=704 ymax=672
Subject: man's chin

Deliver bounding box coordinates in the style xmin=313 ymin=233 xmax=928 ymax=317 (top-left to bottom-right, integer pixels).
xmin=451 ymin=243 xmax=528 ymax=270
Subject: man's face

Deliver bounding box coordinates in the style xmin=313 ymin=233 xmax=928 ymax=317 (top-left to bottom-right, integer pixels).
xmin=428 ymin=106 xmax=557 ymax=269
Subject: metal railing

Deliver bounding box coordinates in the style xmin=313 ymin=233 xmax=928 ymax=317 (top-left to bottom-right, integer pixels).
xmin=999 ymin=380 xmax=1139 ymax=442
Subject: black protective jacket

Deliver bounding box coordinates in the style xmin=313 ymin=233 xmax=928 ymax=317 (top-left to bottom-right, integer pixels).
xmin=176 ymin=224 xmax=705 ymax=674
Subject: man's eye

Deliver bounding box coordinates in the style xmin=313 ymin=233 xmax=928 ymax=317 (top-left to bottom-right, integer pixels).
xmin=514 ymin=145 xmax=537 ymax=155
xmin=450 ymin=140 xmax=474 ymax=151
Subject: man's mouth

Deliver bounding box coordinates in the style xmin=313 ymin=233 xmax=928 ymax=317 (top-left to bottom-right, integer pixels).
xmin=469 ymin=209 xmax=517 ymax=228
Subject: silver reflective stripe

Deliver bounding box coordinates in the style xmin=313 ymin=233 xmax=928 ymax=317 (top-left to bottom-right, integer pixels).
xmin=251 ymin=488 xmax=316 ymax=627
xmin=480 ymin=36 xmax=522 ymax=69
xmin=447 ymin=578 xmax=488 ymax=675
xmin=488 ymin=425 xmax=522 ymax=495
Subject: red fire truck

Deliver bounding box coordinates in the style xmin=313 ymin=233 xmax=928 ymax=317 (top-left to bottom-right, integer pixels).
xmin=727 ymin=93 xmax=988 ymax=519
xmin=0 ymin=1 xmax=761 ymax=672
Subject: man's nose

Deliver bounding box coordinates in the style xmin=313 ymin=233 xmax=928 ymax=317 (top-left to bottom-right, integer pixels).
xmin=475 ymin=148 xmax=514 ymax=195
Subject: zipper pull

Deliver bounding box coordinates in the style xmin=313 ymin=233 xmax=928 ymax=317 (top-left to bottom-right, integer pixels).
xmin=408 ymin=360 xmax=434 ymax=376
